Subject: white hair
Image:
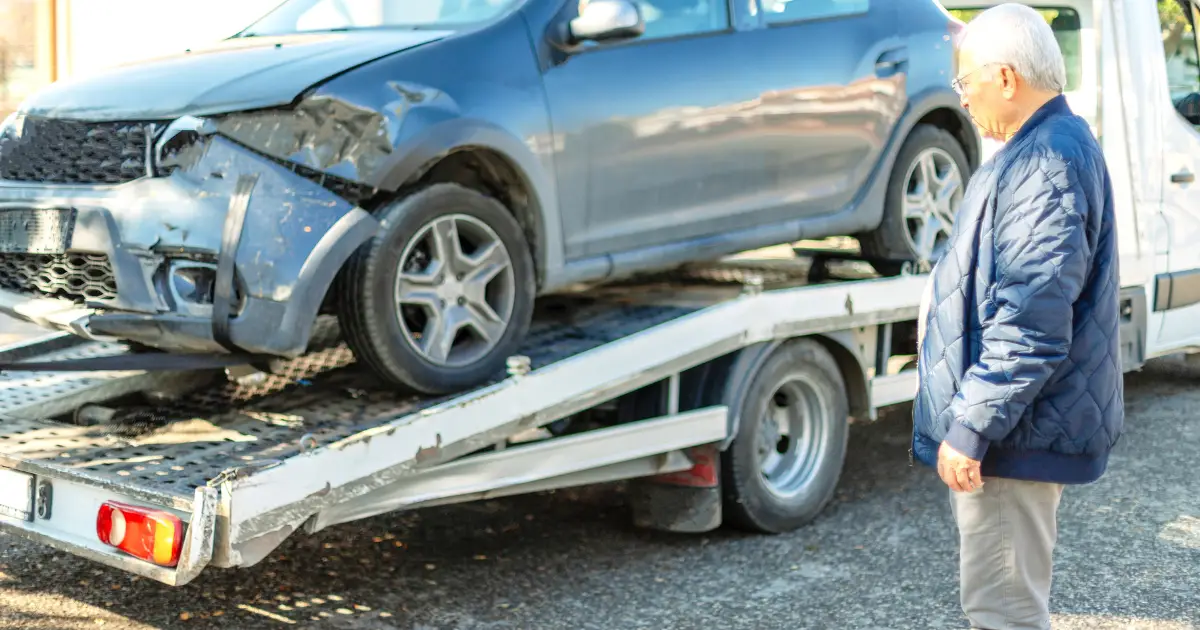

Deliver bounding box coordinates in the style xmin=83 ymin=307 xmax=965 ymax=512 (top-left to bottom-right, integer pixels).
xmin=957 ymin=3 xmax=1067 ymax=93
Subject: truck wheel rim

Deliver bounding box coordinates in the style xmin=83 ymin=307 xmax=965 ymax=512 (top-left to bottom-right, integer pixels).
xmin=902 ymin=147 xmax=963 ymax=266
xmin=394 ymin=213 xmax=517 ymax=368
xmin=757 ymin=373 xmax=831 ymax=499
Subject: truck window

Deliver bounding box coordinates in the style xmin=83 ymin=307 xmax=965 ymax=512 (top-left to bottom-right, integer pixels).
xmin=945 ymin=6 xmax=1081 ymax=92
xmin=1160 ymin=0 xmax=1200 ymax=106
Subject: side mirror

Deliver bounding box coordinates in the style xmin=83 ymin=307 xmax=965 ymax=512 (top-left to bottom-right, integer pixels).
xmin=1176 ymin=92 xmax=1200 ymax=126
xmin=568 ymin=0 xmax=644 ymax=44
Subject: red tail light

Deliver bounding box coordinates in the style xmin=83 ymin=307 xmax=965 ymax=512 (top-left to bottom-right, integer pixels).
xmin=96 ymin=501 xmax=185 ymax=567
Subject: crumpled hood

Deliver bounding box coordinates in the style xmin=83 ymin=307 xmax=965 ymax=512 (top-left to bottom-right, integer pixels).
xmin=19 ymin=31 xmax=451 ymax=121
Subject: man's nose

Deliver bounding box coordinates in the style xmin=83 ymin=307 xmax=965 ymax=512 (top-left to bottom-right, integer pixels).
xmin=959 ymin=93 xmax=970 ymax=109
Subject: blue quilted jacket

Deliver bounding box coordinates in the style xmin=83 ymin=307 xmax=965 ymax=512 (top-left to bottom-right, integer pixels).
xmin=911 ymin=95 xmax=1123 ymax=485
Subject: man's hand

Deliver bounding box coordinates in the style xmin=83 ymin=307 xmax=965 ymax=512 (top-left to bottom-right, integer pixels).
xmin=938 ymin=441 xmax=983 ymax=492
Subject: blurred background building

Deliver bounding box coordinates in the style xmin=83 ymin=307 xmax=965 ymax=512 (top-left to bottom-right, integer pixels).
xmin=0 ymin=0 xmax=280 ymax=118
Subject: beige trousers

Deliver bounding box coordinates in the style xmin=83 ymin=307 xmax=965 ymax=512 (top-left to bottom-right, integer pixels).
xmin=949 ymin=477 xmax=1065 ymax=630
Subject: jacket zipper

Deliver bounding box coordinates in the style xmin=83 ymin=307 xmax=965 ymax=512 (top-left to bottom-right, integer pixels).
xmin=908 ymin=403 xmax=915 ymax=467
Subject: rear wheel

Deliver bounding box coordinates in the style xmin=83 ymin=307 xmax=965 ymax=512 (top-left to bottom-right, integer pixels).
xmin=336 ymin=183 xmax=536 ymax=395
xmin=721 ymin=339 xmax=850 ymax=534
xmin=859 ymin=124 xmax=970 ymax=276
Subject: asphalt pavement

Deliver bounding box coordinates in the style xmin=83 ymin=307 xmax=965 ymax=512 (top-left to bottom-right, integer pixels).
xmin=0 ymin=356 xmax=1196 ymax=629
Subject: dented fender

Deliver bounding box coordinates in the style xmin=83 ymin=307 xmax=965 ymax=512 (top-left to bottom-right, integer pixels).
xmin=82 ymin=133 xmax=380 ymax=356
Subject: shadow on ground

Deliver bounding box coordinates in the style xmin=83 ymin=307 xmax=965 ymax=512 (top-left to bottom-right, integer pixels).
xmin=0 ymin=363 xmax=1196 ymax=629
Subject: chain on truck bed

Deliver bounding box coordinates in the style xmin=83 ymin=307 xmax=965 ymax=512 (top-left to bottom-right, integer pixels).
xmin=0 ymin=252 xmax=880 ymax=501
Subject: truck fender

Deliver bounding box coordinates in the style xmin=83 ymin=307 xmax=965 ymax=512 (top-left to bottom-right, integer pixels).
xmin=717 ymin=340 xmax=785 ymax=451
xmin=716 ymin=331 xmax=870 ymax=449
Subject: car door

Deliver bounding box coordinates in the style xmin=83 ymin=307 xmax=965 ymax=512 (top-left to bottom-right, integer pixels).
xmin=735 ymin=0 xmax=903 ymax=228
xmin=542 ymin=0 xmax=762 ymax=259
xmin=1152 ymin=0 xmax=1200 ymax=351
xmin=542 ymin=0 xmax=901 ymax=260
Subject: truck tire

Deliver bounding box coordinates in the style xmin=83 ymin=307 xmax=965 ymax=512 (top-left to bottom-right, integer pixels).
xmin=721 ymin=338 xmax=849 ymax=534
xmin=336 ymin=183 xmax=536 ymax=395
xmin=859 ymin=123 xmax=971 ymax=276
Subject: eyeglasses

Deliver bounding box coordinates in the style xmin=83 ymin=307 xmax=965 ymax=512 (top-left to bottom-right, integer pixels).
xmin=951 ymin=63 xmax=999 ymax=95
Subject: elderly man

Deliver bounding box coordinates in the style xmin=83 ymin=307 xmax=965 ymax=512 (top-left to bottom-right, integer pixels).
xmin=912 ymin=4 xmax=1123 ymax=629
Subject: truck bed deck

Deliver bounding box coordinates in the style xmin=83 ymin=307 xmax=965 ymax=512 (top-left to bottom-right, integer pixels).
xmin=0 ymin=253 xmax=851 ymax=498
xmin=0 ymin=297 xmax=698 ymax=502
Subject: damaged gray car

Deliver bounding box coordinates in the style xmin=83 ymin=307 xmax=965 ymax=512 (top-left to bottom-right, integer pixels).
xmin=0 ymin=0 xmax=977 ymax=394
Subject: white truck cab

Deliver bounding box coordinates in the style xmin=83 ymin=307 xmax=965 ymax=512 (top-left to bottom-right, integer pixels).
xmin=940 ymin=0 xmax=1200 ymax=364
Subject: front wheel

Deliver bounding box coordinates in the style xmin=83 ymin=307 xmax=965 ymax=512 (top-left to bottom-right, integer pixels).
xmin=336 ymin=183 xmax=536 ymax=395
xmin=859 ymin=124 xmax=971 ymax=276
xmin=721 ymin=338 xmax=850 ymax=534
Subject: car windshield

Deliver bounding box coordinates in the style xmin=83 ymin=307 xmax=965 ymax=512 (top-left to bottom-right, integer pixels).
xmin=238 ymin=0 xmax=522 ymax=35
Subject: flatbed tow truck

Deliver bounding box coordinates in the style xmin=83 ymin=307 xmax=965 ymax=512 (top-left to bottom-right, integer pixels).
xmin=0 ymin=0 xmax=1192 ymax=588
xmin=0 ymin=247 xmax=939 ymax=586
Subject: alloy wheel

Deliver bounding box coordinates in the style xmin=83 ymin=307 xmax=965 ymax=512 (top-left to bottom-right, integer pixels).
xmin=902 ymin=147 xmax=964 ymax=267
xmin=394 ymin=214 xmax=517 ymax=368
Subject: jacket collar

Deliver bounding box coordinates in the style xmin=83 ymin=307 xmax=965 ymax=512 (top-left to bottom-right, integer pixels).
xmin=1001 ymin=93 xmax=1070 ymax=149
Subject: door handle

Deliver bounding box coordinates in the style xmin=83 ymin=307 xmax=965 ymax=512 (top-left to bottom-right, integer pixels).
xmin=1171 ymin=170 xmax=1195 ymax=184
xmin=875 ymin=47 xmax=909 ymax=76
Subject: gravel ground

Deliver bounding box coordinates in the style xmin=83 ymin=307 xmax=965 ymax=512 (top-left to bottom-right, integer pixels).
xmin=0 ymin=356 xmax=1196 ymax=629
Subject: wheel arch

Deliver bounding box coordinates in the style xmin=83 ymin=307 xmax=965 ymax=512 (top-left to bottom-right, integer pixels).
xmin=711 ymin=332 xmax=868 ymax=452
xmin=375 ymin=119 xmax=561 ymax=291
xmin=909 ymin=103 xmax=982 ymax=173
xmin=886 ymin=88 xmax=980 ymax=176
xmin=807 ymin=333 xmax=871 ymax=422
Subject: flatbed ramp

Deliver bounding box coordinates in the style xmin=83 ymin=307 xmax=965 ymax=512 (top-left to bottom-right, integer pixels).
xmin=0 ymin=258 xmax=927 ymax=585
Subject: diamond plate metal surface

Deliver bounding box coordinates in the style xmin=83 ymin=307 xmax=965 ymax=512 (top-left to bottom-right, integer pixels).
xmin=0 ymin=253 xmax=117 ymax=303
xmin=0 ymin=300 xmax=696 ymax=497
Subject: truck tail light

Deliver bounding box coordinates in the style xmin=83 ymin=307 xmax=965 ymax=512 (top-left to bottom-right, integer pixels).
xmin=96 ymin=501 xmax=185 ymax=567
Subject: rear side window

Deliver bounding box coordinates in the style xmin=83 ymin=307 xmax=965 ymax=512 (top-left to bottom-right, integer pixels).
xmin=946 ymin=6 xmax=1082 ymax=92
xmin=763 ymin=0 xmax=869 ymax=25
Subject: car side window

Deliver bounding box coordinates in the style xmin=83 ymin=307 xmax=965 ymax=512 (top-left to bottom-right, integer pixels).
xmin=761 ymin=0 xmax=868 ymax=25
xmin=625 ymin=0 xmax=730 ymax=40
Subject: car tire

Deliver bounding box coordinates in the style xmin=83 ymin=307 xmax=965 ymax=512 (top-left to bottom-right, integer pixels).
xmin=336 ymin=183 xmax=536 ymax=395
xmin=721 ymin=338 xmax=850 ymax=534
xmin=859 ymin=123 xmax=971 ymax=277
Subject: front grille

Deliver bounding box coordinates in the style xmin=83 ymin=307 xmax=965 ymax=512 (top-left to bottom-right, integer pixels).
xmin=0 ymin=253 xmax=118 ymax=304
xmin=0 ymin=117 xmax=152 ymax=185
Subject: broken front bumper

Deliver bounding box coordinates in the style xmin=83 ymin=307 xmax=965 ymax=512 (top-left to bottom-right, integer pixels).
xmin=0 ymin=135 xmax=379 ymax=357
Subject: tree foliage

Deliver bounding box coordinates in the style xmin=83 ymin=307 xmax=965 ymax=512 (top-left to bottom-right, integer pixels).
xmin=1161 ymin=0 xmax=1189 ymax=29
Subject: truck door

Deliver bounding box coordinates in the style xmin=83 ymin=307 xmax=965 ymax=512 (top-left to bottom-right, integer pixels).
xmin=1151 ymin=0 xmax=1200 ymax=351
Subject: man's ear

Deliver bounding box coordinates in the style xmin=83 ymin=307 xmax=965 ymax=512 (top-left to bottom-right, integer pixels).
xmin=998 ymin=65 xmax=1019 ymax=99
